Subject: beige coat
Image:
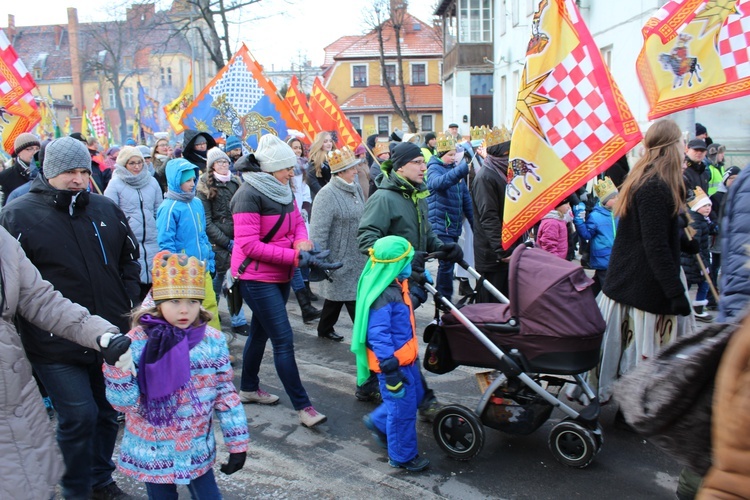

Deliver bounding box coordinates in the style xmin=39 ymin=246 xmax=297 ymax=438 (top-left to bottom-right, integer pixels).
xmin=699 ymin=314 xmax=750 ymax=499
xmin=0 ymin=227 xmax=118 ymax=499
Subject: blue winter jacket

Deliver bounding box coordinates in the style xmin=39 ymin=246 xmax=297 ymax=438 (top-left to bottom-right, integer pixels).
xmin=718 ymin=165 xmax=750 ymax=322
xmin=156 ymin=159 xmax=215 ymax=273
xmin=573 ymin=204 xmax=618 ymax=270
xmin=425 ymin=155 xmax=473 ymax=239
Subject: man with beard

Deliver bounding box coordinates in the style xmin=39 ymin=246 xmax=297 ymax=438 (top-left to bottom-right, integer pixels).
xmin=225 ymin=135 xmax=244 ymax=172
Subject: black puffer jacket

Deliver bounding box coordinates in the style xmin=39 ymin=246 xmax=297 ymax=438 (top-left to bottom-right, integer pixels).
xmin=683 ymin=159 xmax=708 ymax=193
xmin=680 ymin=210 xmax=715 ymax=286
xmin=196 ymin=173 xmax=242 ymax=273
xmin=0 ymin=175 xmax=140 ymax=364
xmin=182 ymin=130 xmax=217 ymax=172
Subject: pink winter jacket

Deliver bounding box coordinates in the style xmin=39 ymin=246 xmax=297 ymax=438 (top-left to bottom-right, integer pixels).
xmin=537 ymin=211 xmax=568 ymax=259
xmin=230 ymin=183 xmax=309 ymax=283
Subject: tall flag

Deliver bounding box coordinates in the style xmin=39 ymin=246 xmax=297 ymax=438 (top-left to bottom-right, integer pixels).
xmin=637 ymin=0 xmax=750 ymax=120
xmin=503 ymin=0 xmax=642 ymax=249
xmin=181 ymin=44 xmax=306 ymax=151
xmin=90 ymin=91 xmax=107 ymax=147
xmin=137 ymin=82 xmax=160 ymax=136
xmin=285 ymin=75 xmax=319 ymax=143
xmin=164 ymin=72 xmax=193 ymax=135
xmin=309 ymin=77 xmax=362 ymax=149
xmin=0 ymin=29 xmax=37 ymax=110
xmin=81 ymin=107 xmax=90 ymax=136
xmin=0 ymin=92 xmax=40 ymax=154
xmin=63 ymin=116 xmax=71 ymax=136
xmin=132 ymin=98 xmax=142 ymax=143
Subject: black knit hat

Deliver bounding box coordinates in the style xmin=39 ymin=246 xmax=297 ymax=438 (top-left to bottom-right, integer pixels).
xmin=424 ymin=132 xmax=436 ymax=143
xmin=390 ymin=142 xmax=423 ymax=170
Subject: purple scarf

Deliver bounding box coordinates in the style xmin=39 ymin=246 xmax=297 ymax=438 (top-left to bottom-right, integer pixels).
xmin=137 ymin=315 xmax=206 ymax=426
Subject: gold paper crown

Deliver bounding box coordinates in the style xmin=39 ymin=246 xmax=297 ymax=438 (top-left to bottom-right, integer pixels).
xmin=151 ymin=251 xmax=206 ymax=301
xmin=482 ymin=126 xmax=512 ymax=149
xmin=687 ymin=186 xmax=710 ymax=209
xmin=594 ymin=176 xmax=618 ymax=203
xmin=373 ymin=138 xmax=390 ymax=157
xmin=328 ymin=146 xmax=361 ymax=173
xmin=436 ymin=133 xmax=456 ymax=153
xmin=470 ymin=126 xmax=489 ymax=142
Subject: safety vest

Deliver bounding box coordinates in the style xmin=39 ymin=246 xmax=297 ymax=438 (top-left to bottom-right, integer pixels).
xmin=707 ymin=163 xmax=725 ymax=197
xmin=367 ymin=279 xmax=419 ymax=372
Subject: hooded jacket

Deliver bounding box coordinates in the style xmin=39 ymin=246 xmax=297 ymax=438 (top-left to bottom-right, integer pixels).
xmin=0 ymin=226 xmax=118 ymax=500
xmin=574 ymin=204 xmax=618 ymax=270
xmin=156 ymin=159 xmax=215 ymax=273
xmin=196 ymin=173 xmax=242 ymax=273
xmin=717 ymin=165 xmax=750 ymax=322
xmin=182 ymin=130 xmax=217 ymax=172
xmin=537 ymin=210 xmax=568 ymax=259
xmin=0 ymin=175 xmax=140 ymax=363
xmin=357 ymin=161 xmax=443 ymax=255
xmin=425 ymin=155 xmax=473 ymax=239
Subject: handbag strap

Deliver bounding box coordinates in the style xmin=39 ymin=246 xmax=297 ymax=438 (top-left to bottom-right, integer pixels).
xmin=237 ymin=206 xmax=289 ymax=275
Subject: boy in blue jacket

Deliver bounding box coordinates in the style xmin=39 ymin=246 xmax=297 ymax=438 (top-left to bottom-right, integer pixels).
xmin=156 ymin=158 xmax=220 ymax=329
xmin=351 ymin=235 xmax=429 ymax=472
xmin=573 ymin=177 xmax=619 ymax=295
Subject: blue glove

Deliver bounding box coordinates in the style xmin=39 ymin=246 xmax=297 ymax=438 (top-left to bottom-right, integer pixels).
xmin=423 ymin=269 xmax=434 ymax=285
xmin=572 ymin=202 xmax=586 ymax=219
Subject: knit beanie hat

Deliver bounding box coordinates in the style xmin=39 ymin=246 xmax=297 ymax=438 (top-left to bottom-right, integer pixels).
xmin=193 ymin=135 xmax=207 ymax=146
xmin=138 ymin=145 xmax=152 ymax=158
xmin=695 ymin=122 xmax=707 ymax=137
xmin=390 ymin=142 xmax=423 ymax=170
xmin=13 ymin=132 xmax=40 ymax=156
xmin=125 ymin=138 xmax=137 ymax=146
xmin=722 ymin=166 xmax=741 ymax=185
xmin=180 ymin=169 xmax=196 ymax=185
xmin=225 ymin=135 xmax=242 ymax=152
xmin=44 ymin=137 xmax=92 ymax=179
xmin=206 ymin=147 xmax=230 ymax=171
xmin=351 ymin=235 xmax=414 ymax=385
xmin=424 ymin=132 xmax=436 ymax=143
xmin=116 ymin=146 xmax=144 ymax=168
xmin=254 ymin=134 xmax=296 ymax=173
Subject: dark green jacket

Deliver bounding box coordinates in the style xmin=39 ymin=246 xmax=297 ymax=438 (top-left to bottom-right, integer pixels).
xmin=357 ymin=160 xmax=443 ymax=254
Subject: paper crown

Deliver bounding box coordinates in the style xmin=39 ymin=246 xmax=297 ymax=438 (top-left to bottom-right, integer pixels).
xmin=436 ymin=133 xmax=456 ymax=153
xmin=373 ymin=138 xmax=390 ymax=157
xmin=151 ymin=251 xmax=206 ymax=301
xmin=482 ymin=126 xmax=512 ymax=149
xmin=687 ymin=186 xmax=711 ymax=210
xmin=594 ymin=176 xmax=618 ymax=204
xmin=328 ymin=146 xmax=361 ymax=173
xmin=470 ymin=126 xmax=489 ymax=142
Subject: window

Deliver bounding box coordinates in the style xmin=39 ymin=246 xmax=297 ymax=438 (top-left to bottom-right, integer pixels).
xmin=384 ymin=64 xmax=397 ymax=85
xmin=500 ymin=75 xmax=507 ymax=125
xmin=124 ymin=87 xmax=134 ymax=108
xmin=460 ymin=0 xmax=493 ymax=43
xmin=348 ymin=115 xmax=362 ymax=131
xmin=445 ymin=13 xmax=457 ymax=52
xmin=33 ymin=68 xmax=42 ymax=80
xmin=108 ymin=88 xmax=116 ymax=108
xmin=411 ymin=63 xmax=426 ymax=85
xmin=600 ymin=45 xmax=613 ymax=69
xmin=167 ymin=68 xmax=172 ymax=86
xmin=421 ymin=115 xmax=433 ymax=132
xmin=123 ymin=56 xmax=132 ymax=70
xmin=63 ymin=94 xmax=72 ymax=102
xmin=377 ymin=116 xmax=390 ymax=135
xmin=471 ymin=74 xmax=493 ymax=95
xmin=352 ymin=65 xmax=367 ymax=87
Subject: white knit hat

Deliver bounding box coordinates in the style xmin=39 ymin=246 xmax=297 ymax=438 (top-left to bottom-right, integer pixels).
xmin=206 ymin=147 xmax=230 ymax=171
xmin=254 ymin=134 xmax=296 ymax=173
xmin=116 ymin=146 xmax=144 ymax=168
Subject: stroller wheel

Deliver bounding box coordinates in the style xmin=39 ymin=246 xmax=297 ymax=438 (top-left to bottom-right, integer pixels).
xmin=433 ymin=405 xmax=484 ymax=461
xmin=548 ymin=420 xmax=597 ymax=468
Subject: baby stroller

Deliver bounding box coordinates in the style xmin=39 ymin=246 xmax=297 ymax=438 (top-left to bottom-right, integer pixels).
xmin=422 ymin=244 xmax=606 ymax=468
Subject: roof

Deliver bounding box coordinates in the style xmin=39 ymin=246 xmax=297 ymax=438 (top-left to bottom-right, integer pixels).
xmin=434 ymin=0 xmax=454 ymax=16
xmin=340 ymin=84 xmax=442 ymax=113
xmin=333 ymin=14 xmax=442 ymax=61
xmin=322 ymin=36 xmax=359 ymax=68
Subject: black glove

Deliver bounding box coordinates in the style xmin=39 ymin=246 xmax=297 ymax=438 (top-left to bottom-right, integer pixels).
xmin=681 ymin=235 xmax=700 ymax=255
xmin=220 ymin=452 xmax=246 ymax=475
xmin=97 ymin=333 xmax=131 ymax=366
xmin=441 ymin=242 xmax=464 ymax=264
xmin=298 ymin=249 xmax=343 ymax=271
xmin=411 ymin=251 xmax=428 ymax=275
xmin=668 ymin=294 xmax=691 ymax=316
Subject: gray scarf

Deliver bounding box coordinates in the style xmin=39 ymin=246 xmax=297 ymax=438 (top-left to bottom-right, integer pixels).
xmin=165 ymin=189 xmax=195 ymax=203
xmin=242 ymin=171 xmax=293 ymax=205
xmin=113 ymin=164 xmax=152 ymax=189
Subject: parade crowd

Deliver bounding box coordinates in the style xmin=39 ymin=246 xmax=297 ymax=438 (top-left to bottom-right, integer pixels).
xmin=0 ymin=118 xmax=749 ymax=500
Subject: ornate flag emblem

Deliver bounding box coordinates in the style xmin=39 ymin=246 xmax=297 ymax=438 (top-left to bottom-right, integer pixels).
xmin=309 ymin=77 xmax=362 ymax=149
xmin=164 ymin=72 xmax=193 ymax=135
xmin=137 ymin=82 xmax=160 ymax=136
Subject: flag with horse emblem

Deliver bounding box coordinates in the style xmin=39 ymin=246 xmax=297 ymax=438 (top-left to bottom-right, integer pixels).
xmin=637 ymin=0 xmax=750 ymax=119
xmin=503 ymin=0 xmax=642 ymax=249
xmin=180 ymin=44 xmax=305 ymax=151
xmin=164 ymin=71 xmax=192 ymax=135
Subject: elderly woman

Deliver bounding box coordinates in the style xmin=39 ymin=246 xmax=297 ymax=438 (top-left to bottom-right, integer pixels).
xmin=103 ymin=146 xmax=163 ymax=300
xmin=309 ymin=147 xmax=368 ymax=342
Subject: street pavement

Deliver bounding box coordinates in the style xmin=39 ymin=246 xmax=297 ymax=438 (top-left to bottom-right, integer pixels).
xmin=112 ymin=276 xmax=682 ymax=499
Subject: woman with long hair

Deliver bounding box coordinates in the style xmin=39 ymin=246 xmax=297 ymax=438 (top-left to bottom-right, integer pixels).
xmin=152 ymin=137 xmax=172 ymax=194
xmin=305 ymin=131 xmax=334 ymax=201
xmin=593 ymin=119 xmax=695 ymax=404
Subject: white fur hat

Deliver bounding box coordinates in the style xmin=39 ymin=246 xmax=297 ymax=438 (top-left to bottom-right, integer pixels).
xmin=254 ymin=134 xmax=296 ymax=173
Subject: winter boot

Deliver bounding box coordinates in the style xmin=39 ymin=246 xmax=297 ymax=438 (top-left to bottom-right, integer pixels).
xmin=295 ymin=289 xmax=321 ymax=324
xmin=305 ymin=281 xmax=319 ymax=301
xmin=692 ymin=300 xmax=714 ymax=323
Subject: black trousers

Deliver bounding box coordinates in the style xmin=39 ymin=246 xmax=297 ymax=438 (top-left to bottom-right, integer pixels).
xmin=317 ymin=299 xmax=355 ymax=335
xmin=476 ymin=263 xmax=510 ymax=303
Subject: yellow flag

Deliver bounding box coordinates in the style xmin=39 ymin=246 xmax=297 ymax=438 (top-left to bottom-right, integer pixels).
xmin=163 ymin=72 xmax=193 ymax=135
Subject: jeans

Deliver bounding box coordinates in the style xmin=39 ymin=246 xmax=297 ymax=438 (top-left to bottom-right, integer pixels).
xmin=290 ymin=267 xmax=305 ymax=292
xmin=696 ymin=280 xmax=710 ymax=302
xmin=33 ymin=362 xmax=118 ymax=499
xmin=213 ymin=271 xmax=248 ymax=327
xmin=239 ymin=280 xmax=311 ymax=410
xmin=436 ymin=235 xmax=458 ymax=301
xmin=317 ymin=300 xmax=355 ymax=335
xmin=145 ymin=470 xmax=221 ymax=499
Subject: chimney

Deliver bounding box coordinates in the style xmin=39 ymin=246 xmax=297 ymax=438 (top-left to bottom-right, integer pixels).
xmin=7 ymin=15 xmax=15 ymax=41
xmin=390 ymin=0 xmax=408 ymax=21
xmin=67 ymin=7 xmax=83 ymax=117
xmin=54 ymin=25 xmax=63 ymax=49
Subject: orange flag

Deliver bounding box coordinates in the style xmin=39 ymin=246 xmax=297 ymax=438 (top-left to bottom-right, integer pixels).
xmin=309 ymin=77 xmax=362 ymax=149
xmin=285 ymin=76 xmax=319 ymax=143
xmin=1 ymin=92 xmax=40 ymax=154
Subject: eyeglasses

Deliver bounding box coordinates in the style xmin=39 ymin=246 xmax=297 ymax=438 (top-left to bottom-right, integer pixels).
xmin=126 ymin=160 xmax=144 ymax=167
xmin=214 ymin=159 xmax=230 ymax=165
xmin=407 ymin=158 xmax=426 ymax=166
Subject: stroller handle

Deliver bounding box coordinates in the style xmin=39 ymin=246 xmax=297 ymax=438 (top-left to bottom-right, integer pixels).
xmin=425 ymin=254 xmax=510 ymax=304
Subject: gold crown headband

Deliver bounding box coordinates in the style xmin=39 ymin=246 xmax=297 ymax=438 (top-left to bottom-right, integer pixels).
xmin=470 ymin=126 xmax=489 ymax=142
xmin=367 ymin=242 xmax=413 ymax=268
xmin=436 ymin=133 xmax=456 ymax=153
xmin=482 ymin=126 xmax=512 ymax=148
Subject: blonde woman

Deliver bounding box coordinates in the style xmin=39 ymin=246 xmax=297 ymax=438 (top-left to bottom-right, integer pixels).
xmin=305 ymin=131 xmax=334 ymax=201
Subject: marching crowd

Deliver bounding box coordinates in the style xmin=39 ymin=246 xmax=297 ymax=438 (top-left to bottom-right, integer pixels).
xmin=0 ymin=116 xmax=749 ymax=499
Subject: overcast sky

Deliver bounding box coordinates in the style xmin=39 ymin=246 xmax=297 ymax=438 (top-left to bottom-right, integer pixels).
xmin=0 ymin=0 xmax=439 ymax=68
